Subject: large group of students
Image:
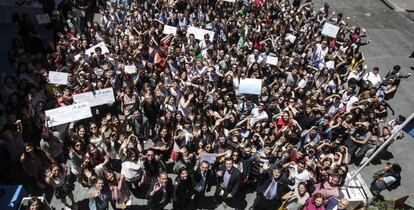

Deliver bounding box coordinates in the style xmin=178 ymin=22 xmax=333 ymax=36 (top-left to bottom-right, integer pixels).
xmin=0 ymin=0 xmax=410 ymax=209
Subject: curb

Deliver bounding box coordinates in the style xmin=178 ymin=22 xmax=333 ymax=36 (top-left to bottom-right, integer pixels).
xmin=380 ymin=0 xmax=406 ymax=12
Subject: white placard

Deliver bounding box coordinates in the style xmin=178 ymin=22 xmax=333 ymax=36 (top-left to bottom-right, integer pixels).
xmin=36 ymin=14 xmax=50 ymax=24
xmin=321 ymin=22 xmax=340 ymax=38
xmin=48 ymin=71 xmax=68 ymax=85
xmin=266 ymin=56 xmax=278 ymax=66
xmin=124 ymin=65 xmax=137 ymax=74
xmin=186 ymin=26 xmax=215 ymax=42
xmin=285 ymin=33 xmax=296 ymax=43
xmin=163 ymin=25 xmax=177 ymax=35
xmin=73 ymin=88 xmax=115 ymax=107
xmin=200 ymin=153 xmax=217 ymax=164
xmin=326 ymin=60 xmax=335 ymax=69
xmin=74 ymin=42 xmax=110 ymax=60
xmin=239 ymin=78 xmax=263 ymax=95
xmin=45 ymin=102 xmax=92 ymax=127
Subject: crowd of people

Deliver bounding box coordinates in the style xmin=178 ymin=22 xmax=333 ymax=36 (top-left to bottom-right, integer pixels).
xmin=0 ymin=0 xmax=410 ymax=209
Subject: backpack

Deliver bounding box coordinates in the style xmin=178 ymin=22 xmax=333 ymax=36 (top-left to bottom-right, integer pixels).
xmin=386 ymin=173 xmax=401 ymax=191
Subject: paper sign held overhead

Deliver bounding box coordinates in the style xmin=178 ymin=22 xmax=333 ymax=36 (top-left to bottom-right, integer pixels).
xmin=45 ymin=102 xmax=92 ymax=127
xmin=186 ymin=26 xmax=215 ymax=42
xmin=73 ymin=88 xmax=115 ymax=107
xmin=285 ymin=33 xmax=296 ymax=43
xmin=48 ymin=71 xmax=68 ymax=85
xmin=74 ymin=42 xmax=110 ymax=60
xmin=36 ymin=14 xmax=50 ymax=24
xmin=200 ymin=153 xmax=217 ymax=164
xmin=321 ymin=22 xmax=340 ymax=38
xmin=266 ymin=56 xmax=278 ymax=66
xmin=239 ymin=78 xmax=263 ymax=95
xmin=163 ymin=25 xmax=177 ymax=35
xmin=124 ymin=65 xmax=137 ymax=74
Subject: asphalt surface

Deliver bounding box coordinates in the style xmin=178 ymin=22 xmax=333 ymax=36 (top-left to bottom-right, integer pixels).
xmin=7 ymin=0 xmax=414 ymax=209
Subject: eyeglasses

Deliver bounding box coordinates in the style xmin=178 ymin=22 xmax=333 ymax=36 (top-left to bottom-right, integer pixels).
xmin=90 ymin=126 xmax=97 ymax=129
xmin=147 ymin=154 xmax=154 ymax=157
xmin=232 ymin=154 xmax=239 ymax=157
xmin=75 ymin=144 xmax=81 ymax=147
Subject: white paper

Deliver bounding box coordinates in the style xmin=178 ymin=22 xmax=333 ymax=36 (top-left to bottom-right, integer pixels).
xmin=239 ymin=78 xmax=263 ymax=95
xmin=36 ymin=14 xmax=50 ymax=24
xmin=200 ymin=153 xmax=217 ymax=164
xmin=45 ymin=102 xmax=92 ymax=127
xmin=321 ymin=22 xmax=340 ymax=38
xmin=285 ymin=33 xmax=296 ymax=43
xmin=73 ymin=88 xmax=115 ymax=107
xmin=222 ymin=0 xmax=236 ymax=2
xmin=186 ymin=26 xmax=215 ymax=42
xmin=48 ymin=71 xmax=68 ymax=85
xmin=266 ymin=56 xmax=278 ymax=66
xmin=74 ymin=42 xmax=110 ymax=60
xmin=124 ymin=65 xmax=137 ymax=74
xmin=163 ymin=25 xmax=177 ymax=35
xmin=326 ymin=60 xmax=335 ymax=69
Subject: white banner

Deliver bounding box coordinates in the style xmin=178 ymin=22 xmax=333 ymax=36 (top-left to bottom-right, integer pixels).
xmin=48 ymin=71 xmax=68 ymax=85
xmin=200 ymin=153 xmax=217 ymax=164
xmin=124 ymin=65 xmax=137 ymax=74
xmin=36 ymin=14 xmax=50 ymax=24
xmin=321 ymin=22 xmax=340 ymax=38
xmin=266 ymin=56 xmax=278 ymax=66
xmin=73 ymin=88 xmax=115 ymax=107
xmin=239 ymin=78 xmax=263 ymax=95
xmin=186 ymin=26 xmax=215 ymax=42
xmin=74 ymin=42 xmax=110 ymax=60
xmin=163 ymin=25 xmax=177 ymax=35
xmin=46 ymin=102 xmax=92 ymax=127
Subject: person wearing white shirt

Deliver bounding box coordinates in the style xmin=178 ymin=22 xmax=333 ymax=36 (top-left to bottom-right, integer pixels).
xmin=363 ymin=67 xmax=382 ymax=87
xmin=247 ymin=49 xmax=264 ymax=67
xmin=249 ymin=102 xmax=269 ymax=126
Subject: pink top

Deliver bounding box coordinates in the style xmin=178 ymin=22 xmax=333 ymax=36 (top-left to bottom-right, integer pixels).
xmin=303 ymin=198 xmax=326 ymax=210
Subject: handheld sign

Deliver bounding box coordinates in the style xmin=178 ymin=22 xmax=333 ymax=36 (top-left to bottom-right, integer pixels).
xmin=163 ymin=25 xmax=177 ymax=35
xmin=46 ymin=102 xmax=92 ymax=127
xmin=200 ymin=153 xmax=217 ymax=164
xmin=74 ymin=42 xmax=110 ymax=60
xmin=186 ymin=26 xmax=215 ymax=42
xmin=239 ymin=78 xmax=263 ymax=95
xmin=48 ymin=71 xmax=68 ymax=85
xmin=321 ymin=22 xmax=340 ymax=38
xmin=36 ymin=14 xmax=50 ymax=24
xmin=266 ymin=56 xmax=278 ymax=66
xmin=73 ymin=88 xmax=115 ymax=107
xmin=124 ymin=65 xmax=137 ymax=74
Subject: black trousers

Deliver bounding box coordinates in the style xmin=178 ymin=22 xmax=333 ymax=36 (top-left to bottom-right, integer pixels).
xmin=251 ymin=194 xmax=282 ymax=210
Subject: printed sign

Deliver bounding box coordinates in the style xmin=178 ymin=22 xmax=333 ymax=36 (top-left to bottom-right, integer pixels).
xmin=163 ymin=25 xmax=177 ymax=35
xmin=200 ymin=153 xmax=217 ymax=164
xmin=48 ymin=71 xmax=68 ymax=85
xmin=187 ymin=26 xmax=215 ymax=42
xmin=74 ymin=42 xmax=110 ymax=60
xmin=46 ymin=102 xmax=92 ymax=127
xmin=73 ymin=88 xmax=115 ymax=107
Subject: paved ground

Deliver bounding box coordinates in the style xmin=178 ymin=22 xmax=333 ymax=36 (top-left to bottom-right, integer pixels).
xmin=3 ymin=0 xmax=414 ymax=209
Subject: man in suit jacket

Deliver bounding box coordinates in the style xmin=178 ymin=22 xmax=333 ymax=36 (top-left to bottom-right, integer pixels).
xmin=325 ymin=197 xmax=349 ymax=210
xmin=192 ymin=161 xmax=213 ymax=209
xmin=146 ymin=172 xmax=173 ymax=210
xmin=249 ymin=164 xmax=290 ymax=210
xmin=215 ymin=158 xmax=241 ymax=200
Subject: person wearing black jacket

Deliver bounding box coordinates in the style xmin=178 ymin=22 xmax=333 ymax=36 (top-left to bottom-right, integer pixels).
xmin=173 ymin=168 xmax=193 ymax=210
xmin=146 ymin=172 xmax=173 ymax=210
xmin=192 ymin=161 xmax=213 ymax=209
xmin=215 ymin=158 xmax=241 ymax=204
xmin=249 ymin=164 xmax=290 ymax=210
